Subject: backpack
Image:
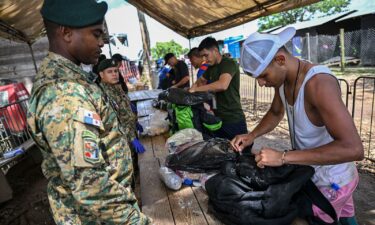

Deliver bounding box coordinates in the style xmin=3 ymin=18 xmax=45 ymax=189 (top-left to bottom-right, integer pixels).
xmin=164 ymin=138 xmax=337 ymax=225
xmin=206 ymin=155 xmax=338 ymax=225
xmin=158 ymin=89 xmax=222 ymax=139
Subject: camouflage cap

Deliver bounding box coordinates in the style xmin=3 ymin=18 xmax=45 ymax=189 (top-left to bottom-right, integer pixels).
xmin=98 ymin=59 xmax=118 ymax=72
xmin=41 ymin=0 xmax=108 ymax=28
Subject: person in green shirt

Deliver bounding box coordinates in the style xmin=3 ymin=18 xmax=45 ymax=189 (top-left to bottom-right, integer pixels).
xmin=190 ymin=37 xmax=247 ymax=140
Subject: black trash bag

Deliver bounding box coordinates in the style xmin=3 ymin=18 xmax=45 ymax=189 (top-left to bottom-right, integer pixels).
xmin=158 ymin=88 xmax=214 ymax=106
xmin=152 ymin=99 xmax=168 ymax=111
xmin=206 ymin=174 xmax=300 ymax=225
xmin=236 ymin=155 xmax=308 ymax=191
xmin=165 ymin=138 xmax=237 ymax=173
xmin=206 ymin=155 xmax=337 ymax=225
xmin=191 ymin=104 xmax=222 ymax=140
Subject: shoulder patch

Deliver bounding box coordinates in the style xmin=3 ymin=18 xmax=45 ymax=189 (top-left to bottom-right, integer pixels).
xmin=82 ymin=130 xmax=100 ymax=164
xmin=84 ymin=110 xmax=102 ymax=127
xmin=78 ymin=108 xmax=102 ymax=127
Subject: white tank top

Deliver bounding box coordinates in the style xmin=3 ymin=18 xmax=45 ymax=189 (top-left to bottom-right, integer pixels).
xmin=279 ymin=65 xmax=356 ymax=188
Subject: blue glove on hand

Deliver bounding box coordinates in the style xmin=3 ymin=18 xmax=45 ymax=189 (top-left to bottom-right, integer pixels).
xmin=131 ymin=138 xmax=145 ymax=154
xmin=136 ymin=122 xmax=144 ymax=133
xmin=130 ymin=102 xmax=137 ymax=113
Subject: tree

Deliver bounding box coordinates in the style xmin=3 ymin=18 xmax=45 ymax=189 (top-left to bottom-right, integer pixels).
xmin=151 ymin=40 xmax=188 ymax=60
xmin=258 ymin=0 xmax=351 ymax=31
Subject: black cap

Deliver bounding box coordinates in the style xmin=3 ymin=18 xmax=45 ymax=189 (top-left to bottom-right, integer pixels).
xmin=41 ymin=0 xmax=108 ymax=28
xmin=111 ymin=53 xmax=124 ymax=63
xmin=164 ymin=53 xmax=175 ymax=65
xmin=98 ymin=59 xmax=118 ymax=72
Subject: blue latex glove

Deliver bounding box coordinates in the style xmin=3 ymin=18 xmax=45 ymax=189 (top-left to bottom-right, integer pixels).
xmin=130 ymin=102 xmax=137 ymax=113
xmin=136 ymin=121 xmax=144 ymax=133
xmin=131 ymin=138 xmax=145 ymax=154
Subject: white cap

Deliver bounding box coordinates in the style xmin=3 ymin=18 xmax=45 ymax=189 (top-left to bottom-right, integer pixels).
xmin=240 ymin=27 xmax=296 ymax=78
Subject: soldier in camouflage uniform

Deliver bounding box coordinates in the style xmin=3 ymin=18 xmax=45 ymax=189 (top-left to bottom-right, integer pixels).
xmin=96 ymin=60 xmax=145 ymax=185
xmin=27 ymin=0 xmax=151 ymax=224
xmin=96 ymin=59 xmax=139 ymax=146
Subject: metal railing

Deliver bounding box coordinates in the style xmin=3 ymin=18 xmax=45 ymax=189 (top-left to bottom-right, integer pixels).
xmin=338 ymin=78 xmax=351 ymax=108
xmin=352 ymin=76 xmax=375 ymax=162
xmin=0 ymin=98 xmax=31 ymax=155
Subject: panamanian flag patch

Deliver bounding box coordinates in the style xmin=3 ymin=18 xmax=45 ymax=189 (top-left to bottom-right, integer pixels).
xmin=83 ymin=110 xmax=102 ymax=127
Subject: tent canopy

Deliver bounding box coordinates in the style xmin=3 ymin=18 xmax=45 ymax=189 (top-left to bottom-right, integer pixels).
xmin=0 ymin=0 xmax=319 ymax=43
xmin=127 ymin=0 xmax=319 ymax=38
xmin=0 ymin=0 xmax=44 ymax=43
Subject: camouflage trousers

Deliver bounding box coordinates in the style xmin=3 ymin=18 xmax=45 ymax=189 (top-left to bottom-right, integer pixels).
xmin=47 ymin=178 xmax=150 ymax=225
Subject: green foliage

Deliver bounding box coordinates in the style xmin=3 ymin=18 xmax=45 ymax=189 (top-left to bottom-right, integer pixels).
xmin=258 ymin=0 xmax=351 ymax=31
xmin=151 ymin=40 xmax=187 ymax=60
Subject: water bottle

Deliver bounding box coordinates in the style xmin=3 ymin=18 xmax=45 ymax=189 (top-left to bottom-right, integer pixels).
xmin=159 ymin=167 xmax=182 ymax=190
xmin=1 ymin=147 xmax=24 ymax=159
xmin=322 ymin=183 xmax=340 ymax=201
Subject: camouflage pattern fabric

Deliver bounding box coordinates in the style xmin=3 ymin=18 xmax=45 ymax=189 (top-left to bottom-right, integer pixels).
xmin=27 ymin=52 xmax=151 ymax=225
xmin=101 ymin=83 xmax=137 ymax=143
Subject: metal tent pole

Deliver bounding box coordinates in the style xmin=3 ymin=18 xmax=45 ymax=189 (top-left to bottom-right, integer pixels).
xmin=189 ymin=38 xmax=194 ymax=86
xmin=27 ymin=42 xmax=38 ymax=74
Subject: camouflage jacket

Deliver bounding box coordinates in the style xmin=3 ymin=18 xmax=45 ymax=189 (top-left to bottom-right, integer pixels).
xmin=100 ymin=83 xmax=137 ymax=143
xmin=27 ymin=52 xmax=151 ymax=224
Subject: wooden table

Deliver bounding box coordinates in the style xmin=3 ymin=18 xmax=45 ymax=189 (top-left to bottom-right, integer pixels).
xmin=137 ymin=96 xmax=223 ymax=225
xmin=136 ymin=97 xmax=306 ymax=225
xmin=138 ymin=133 xmax=223 ymax=225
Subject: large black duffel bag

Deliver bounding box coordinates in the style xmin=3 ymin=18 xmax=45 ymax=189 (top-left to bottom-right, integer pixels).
xmin=206 ymin=155 xmax=338 ymax=225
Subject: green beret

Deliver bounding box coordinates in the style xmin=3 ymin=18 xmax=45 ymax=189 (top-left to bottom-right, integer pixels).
xmin=98 ymin=59 xmax=118 ymax=72
xmin=41 ymin=0 xmax=108 ymax=28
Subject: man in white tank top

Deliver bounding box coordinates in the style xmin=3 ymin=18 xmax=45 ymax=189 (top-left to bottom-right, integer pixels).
xmin=231 ymin=27 xmax=364 ymax=224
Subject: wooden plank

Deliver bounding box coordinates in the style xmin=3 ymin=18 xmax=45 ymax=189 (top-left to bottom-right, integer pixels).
xmin=139 ymin=131 xmax=211 ymax=225
xmin=192 ymin=187 xmax=223 ymax=225
xmin=139 ymin=158 xmax=175 ymax=225
xmin=151 ymin=134 xmax=169 ymax=165
xmin=149 ymin=135 xmax=208 ymax=225
xmin=167 ymin=187 xmax=208 ymax=225
xmin=138 ymin=136 xmax=154 ymax=162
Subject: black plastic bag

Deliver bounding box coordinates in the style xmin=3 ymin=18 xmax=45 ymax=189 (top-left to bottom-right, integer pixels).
xmin=206 ymin=155 xmax=337 ymax=225
xmin=158 ymin=88 xmax=214 ymax=106
xmin=165 ymin=138 xmax=237 ymax=173
xmin=206 ymin=157 xmax=315 ymax=225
